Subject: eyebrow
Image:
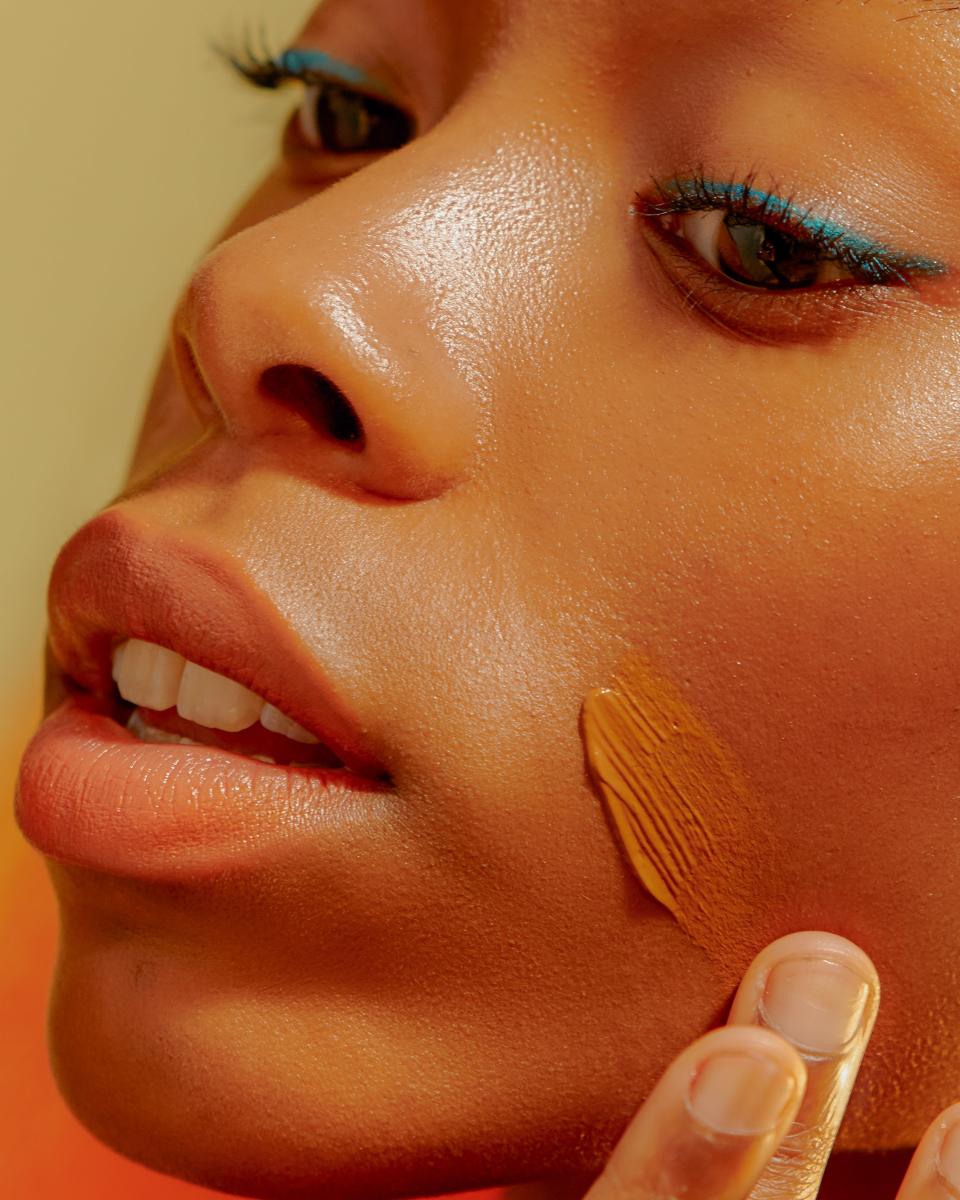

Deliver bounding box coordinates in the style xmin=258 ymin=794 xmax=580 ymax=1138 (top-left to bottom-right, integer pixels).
xmin=896 ymin=1 xmax=960 ymax=18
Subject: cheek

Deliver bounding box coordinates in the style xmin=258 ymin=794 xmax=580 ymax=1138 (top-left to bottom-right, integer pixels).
xmin=509 ymin=289 xmax=960 ymax=1146
xmin=667 ymin=498 xmax=960 ymax=1147
xmin=626 ymin=359 xmax=960 ymax=1146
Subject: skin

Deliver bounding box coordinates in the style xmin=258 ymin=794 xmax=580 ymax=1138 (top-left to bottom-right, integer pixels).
xmin=28 ymin=0 xmax=960 ymax=1197
xmin=570 ymin=933 xmax=960 ymax=1199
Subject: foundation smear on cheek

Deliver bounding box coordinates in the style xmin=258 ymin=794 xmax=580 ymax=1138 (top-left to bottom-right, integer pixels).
xmin=581 ymin=654 xmax=773 ymax=961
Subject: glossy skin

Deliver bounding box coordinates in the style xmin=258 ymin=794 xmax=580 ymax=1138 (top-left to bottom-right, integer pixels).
xmin=32 ymin=0 xmax=960 ymax=1197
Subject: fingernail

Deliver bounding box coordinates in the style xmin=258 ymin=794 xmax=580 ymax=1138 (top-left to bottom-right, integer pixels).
xmin=760 ymin=956 xmax=871 ymax=1056
xmin=687 ymin=1051 xmax=798 ymax=1137
xmin=936 ymin=1121 xmax=960 ymax=1194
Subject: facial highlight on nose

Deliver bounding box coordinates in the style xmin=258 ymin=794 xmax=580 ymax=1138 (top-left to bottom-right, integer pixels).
xmin=171 ymin=201 xmax=482 ymax=501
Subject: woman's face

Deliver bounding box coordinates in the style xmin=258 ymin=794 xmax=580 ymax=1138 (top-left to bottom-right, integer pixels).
xmin=18 ymin=0 xmax=960 ymax=1195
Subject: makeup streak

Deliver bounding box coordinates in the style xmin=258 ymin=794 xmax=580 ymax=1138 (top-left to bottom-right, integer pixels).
xmin=581 ymin=653 xmax=773 ymax=961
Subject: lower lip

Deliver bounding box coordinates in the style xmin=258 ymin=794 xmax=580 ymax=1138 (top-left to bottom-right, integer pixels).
xmin=15 ymin=693 xmax=388 ymax=882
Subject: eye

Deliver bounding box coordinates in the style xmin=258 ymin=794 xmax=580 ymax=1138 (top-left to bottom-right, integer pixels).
xmin=295 ymin=81 xmax=414 ymax=155
xmin=635 ymin=175 xmax=948 ymax=302
xmin=658 ymin=208 xmax=858 ymax=291
xmin=632 ymin=176 xmax=948 ymax=344
xmin=220 ymin=41 xmax=416 ymax=160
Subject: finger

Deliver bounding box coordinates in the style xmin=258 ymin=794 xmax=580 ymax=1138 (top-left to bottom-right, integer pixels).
xmin=894 ymin=1102 xmax=960 ymax=1199
xmin=727 ymin=930 xmax=881 ymax=1200
xmin=584 ymin=1025 xmax=806 ymax=1200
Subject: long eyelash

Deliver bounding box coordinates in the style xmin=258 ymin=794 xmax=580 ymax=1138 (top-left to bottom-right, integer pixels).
xmin=213 ymin=26 xmax=314 ymax=90
xmin=213 ymin=27 xmax=338 ymax=91
xmin=634 ymin=168 xmax=946 ymax=286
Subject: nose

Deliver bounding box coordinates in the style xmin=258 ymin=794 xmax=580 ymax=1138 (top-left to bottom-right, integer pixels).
xmin=172 ymin=172 xmax=482 ymax=502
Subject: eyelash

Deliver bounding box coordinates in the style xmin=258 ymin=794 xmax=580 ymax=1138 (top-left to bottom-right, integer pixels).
xmin=217 ymin=29 xmax=348 ymax=91
xmin=216 ymin=32 xmax=414 ymax=157
xmin=633 ymin=170 xmax=944 ymax=288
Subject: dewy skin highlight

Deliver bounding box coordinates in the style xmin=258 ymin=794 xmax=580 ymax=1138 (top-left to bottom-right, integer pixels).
xmin=582 ymin=653 xmax=773 ymax=961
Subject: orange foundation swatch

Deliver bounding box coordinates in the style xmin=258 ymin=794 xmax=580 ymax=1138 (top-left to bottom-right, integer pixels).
xmin=581 ymin=654 xmax=772 ymax=961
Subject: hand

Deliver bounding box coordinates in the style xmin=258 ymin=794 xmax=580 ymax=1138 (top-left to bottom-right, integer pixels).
xmin=584 ymin=930 xmax=960 ymax=1200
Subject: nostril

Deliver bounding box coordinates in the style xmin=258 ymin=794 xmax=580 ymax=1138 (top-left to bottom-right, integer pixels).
xmin=259 ymin=364 xmax=364 ymax=447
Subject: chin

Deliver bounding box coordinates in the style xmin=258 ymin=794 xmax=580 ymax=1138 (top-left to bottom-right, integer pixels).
xmin=45 ymin=926 xmax=619 ymax=1200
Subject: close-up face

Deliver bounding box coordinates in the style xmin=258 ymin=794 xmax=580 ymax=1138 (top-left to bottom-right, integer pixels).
xmin=14 ymin=0 xmax=960 ymax=1196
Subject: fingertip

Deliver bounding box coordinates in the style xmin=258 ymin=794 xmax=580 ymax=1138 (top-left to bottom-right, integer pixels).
xmin=897 ymin=1103 xmax=960 ymax=1197
xmin=934 ymin=1105 xmax=960 ymax=1195
xmin=588 ymin=1025 xmax=807 ymax=1200
xmin=691 ymin=1024 xmax=808 ymax=1079
xmin=686 ymin=1052 xmax=798 ymax=1140
xmin=682 ymin=1025 xmax=808 ymax=1136
xmin=729 ymin=930 xmax=880 ymax=1032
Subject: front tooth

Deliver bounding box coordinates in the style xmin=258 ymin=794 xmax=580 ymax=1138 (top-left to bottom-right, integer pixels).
xmin=177 ymin=661 xmax=262 ymax=732
xmin=111 ymin=642 xmax=127 ymax=683
xmin=260 ymin=702 xmax=320 ymax=744
xmin=115 ymin=639 xmax=186 ymax=710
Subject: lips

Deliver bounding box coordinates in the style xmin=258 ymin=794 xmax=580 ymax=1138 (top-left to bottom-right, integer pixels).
xmin=15 ymin=507 xmax=393 ymax=881
xmin=43 ymin=508 xmax=387 ymax=779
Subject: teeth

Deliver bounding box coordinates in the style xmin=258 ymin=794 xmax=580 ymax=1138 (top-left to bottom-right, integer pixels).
xmin=177 ymin=660 xmax=262 ymax=732
xmin=114 ymin=640 xmax=185 ymax=710
xmin=113 ymin=638 xmax=322 ymax=746
xmin=260 ymin=702 xmax=320 ymax=744
xmin=111 ymin=641 xmax=126 ymax=682
xmin=127 ymin=709 xmax=202 ymax=746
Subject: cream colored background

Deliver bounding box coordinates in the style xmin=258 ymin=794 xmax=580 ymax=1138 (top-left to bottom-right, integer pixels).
xmin=3 ymin=0 xmax=312 ymax=696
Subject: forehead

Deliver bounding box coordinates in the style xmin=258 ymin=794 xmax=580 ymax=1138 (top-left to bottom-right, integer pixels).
xmin=306 ymin=0 xmax=960 ymax=94
xmin=500 ymin=0 xmax=960 ymax=33
xmin=500 ymin=0 xmax=960 ymax=73
xmin=302 ymin=0 xmax=960 ymax=194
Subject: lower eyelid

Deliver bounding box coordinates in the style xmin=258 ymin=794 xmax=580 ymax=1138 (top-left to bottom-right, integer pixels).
xmin=638 ymin=224 xmax=918 ymax=346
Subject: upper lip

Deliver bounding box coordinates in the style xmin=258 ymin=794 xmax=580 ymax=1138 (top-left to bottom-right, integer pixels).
xmin=46 ymin=508 xmax=390 ymax=782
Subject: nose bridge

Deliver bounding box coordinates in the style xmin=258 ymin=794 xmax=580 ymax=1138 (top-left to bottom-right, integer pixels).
xmin=176 ymin=85 xmax=600 ymax=500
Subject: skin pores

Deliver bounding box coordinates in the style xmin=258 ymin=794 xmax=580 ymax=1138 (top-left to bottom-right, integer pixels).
xmin=582 ymin=653 xmax=774 ymax=962
xmin=18 ymin=0 xmax=960 ymax=1195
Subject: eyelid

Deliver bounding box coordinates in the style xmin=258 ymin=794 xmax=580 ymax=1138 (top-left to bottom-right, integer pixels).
xmin=636 ymin=175 xmax=949 ymax=287
xmin=219 ymin=34 xmax=399 ymax=106
xmin=277 ymin=49 xmax=395 ymax=101
xmin=640 ymin=230 xmax=917 ymax=346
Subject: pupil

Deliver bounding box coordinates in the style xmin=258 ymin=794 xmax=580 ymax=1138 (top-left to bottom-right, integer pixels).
xmin=718 ymin=215 xmax=821 ymax=289
xmin=316 ymin=84 xmax=414 ymax=153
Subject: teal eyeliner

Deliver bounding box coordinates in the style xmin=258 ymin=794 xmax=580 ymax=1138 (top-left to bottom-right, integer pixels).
xmin=219 ymin=38 xmax=388 ymax=97
xmin=275 ymin=49 xmax=380 ymax=92
xmin=642 ymin=176 xmax=948 ymax=285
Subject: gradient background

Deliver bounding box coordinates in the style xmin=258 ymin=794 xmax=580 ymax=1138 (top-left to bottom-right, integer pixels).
xmin=1 ymin=3 xmax=499 ymax=1195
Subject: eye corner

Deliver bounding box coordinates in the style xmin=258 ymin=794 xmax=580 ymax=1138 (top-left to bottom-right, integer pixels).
xmin=630 ymin=191 xmax=662 ymax=222
xmin=631 ymin=176 xmax=685 ymax=217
